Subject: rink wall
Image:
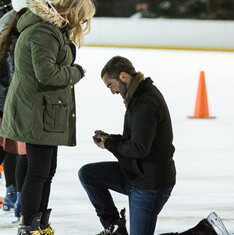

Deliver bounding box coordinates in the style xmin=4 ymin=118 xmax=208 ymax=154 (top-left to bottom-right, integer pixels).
xmin=84 ymin=18 xmax=234 ymax=51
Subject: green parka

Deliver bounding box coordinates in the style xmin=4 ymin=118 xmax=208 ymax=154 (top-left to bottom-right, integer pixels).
xmin=0 ymin=0 xmax=82 ymax=146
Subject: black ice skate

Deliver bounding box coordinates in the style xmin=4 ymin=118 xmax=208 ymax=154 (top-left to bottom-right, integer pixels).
xmin=207 ymin=212 xmax=229 ymax=235
xmin=17 ymin=213 xmax=42 ymax=235
xmin=40 ymin=209 xmax=54 ymax=235
xmin=179 ymin=219 xmax=218 ymax=235
xmin=96 ymin=208 xmax=128 ymax=235
xmin=159 ymin=218 xmax=218 ymax=235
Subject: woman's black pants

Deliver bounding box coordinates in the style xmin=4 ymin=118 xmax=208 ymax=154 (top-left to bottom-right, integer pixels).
xmin=21 ymin=143 xmax=57 ymax=225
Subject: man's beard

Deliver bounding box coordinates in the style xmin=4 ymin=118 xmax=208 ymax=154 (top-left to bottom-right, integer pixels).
xmin=119 ymin=80 xmax=128 ymax=99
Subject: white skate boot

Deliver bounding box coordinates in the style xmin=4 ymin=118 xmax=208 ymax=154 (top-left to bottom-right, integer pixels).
xmin=207 ymin=212 xmax=229 ymax=235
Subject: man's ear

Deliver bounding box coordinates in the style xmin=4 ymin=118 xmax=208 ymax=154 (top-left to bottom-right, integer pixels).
xmin=119 ymin=72 xmax=127 ymax=82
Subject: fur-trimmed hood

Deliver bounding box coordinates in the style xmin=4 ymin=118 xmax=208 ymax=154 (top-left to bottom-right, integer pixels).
xmin=28 ymin=0 xmax=65 ymax=27
xmin=17 ymin=0 xmax=65 ymax=32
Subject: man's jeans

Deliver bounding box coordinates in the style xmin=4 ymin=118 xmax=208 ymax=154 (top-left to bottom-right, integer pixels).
xmin=79 ymin=162 xmax=173 ymax=235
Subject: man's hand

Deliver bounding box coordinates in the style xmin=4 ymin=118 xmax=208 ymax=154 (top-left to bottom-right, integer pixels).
xmin=93 ymin=130 xmax=110 ymax=149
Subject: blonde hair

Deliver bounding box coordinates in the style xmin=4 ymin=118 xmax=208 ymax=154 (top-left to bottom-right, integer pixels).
xmin=52 ymin=0 xmax=96 ymax=47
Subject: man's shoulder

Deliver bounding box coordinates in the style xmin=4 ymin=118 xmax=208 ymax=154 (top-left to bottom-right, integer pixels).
xmin=132 ymin=85 xmax=167 ymax=115
xmin=131 ymin=93 xmax=158 ymax=113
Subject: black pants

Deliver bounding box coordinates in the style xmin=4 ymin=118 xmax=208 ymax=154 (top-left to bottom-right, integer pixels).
xmin=16 ymin=154 xmax=27 ymax=192
xmin=0 ymin=147 xmax=17 ymax=187
xmin=21 ymin=143 xmax=57 ymax=224
xmin=0 ymin=146 xmax=6 ymax=164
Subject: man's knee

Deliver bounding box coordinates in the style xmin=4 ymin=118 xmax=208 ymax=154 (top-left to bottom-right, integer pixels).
xmin=78 ymin=164 xmax=94 ymax=184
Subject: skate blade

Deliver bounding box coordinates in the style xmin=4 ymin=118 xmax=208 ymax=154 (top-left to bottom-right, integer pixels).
xmin=207 ymin=212 xmax=229 ymax=235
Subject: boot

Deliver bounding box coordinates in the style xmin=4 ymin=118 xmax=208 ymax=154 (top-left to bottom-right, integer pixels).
xmin=96 ymin=208 xmax=128 ymax=235
xmin=40 ymin=209 xmax=54 ymax=235
xmin=159 ymin=219 xmax=218 ymax=235
xmin=17 ymin=213 xmax=42 ymax=235
xmin=14 ymin=192 xmax=22 ymax=218
xmin=3 ymin=184 xmax=17 ymax=211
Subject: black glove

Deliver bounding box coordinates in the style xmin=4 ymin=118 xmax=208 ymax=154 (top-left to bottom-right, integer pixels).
xmin=73 ymin=64 xmax=85 ymax=78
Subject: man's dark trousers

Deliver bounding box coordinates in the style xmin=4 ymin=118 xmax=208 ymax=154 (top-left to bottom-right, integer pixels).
xmin=79 ymin=161 xmax=173 ymax=235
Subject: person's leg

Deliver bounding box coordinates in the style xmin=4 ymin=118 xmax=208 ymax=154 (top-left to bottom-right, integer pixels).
xmin=78 ymin=162 xmax=129 ymax=228
xmin=129 ymin=187 xmax=173 ymax=235
xmin=3 ymin=152 xmax=17 ymax=187
xmin=21 ymin=144 xmax=57 ymax=225
xmin=16 ymin=155 xmax=27 ymax=193
xmin=0 ymin=146 xmax=6 ymax=165
xmin=14 ymin=154 xmax=27 ymax=218
xmin=2 ymin=152 xmax=17 ymax=211
xmin=39 ymin=147 xmax=57 ymax=234
xmin=39 ymin=146 xmax=57 ymax=213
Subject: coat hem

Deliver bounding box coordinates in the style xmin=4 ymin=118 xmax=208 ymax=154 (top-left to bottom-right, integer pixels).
xmin=0 ymin=132 xmax=75 ymax=146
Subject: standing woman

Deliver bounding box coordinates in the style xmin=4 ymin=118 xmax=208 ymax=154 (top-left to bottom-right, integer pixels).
xmin=0 ymin=0 xmax=95 ymax=234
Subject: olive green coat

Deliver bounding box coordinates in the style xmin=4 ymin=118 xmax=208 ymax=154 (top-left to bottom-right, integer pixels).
xmin=0 ymin=1 xmax=82 ymax=146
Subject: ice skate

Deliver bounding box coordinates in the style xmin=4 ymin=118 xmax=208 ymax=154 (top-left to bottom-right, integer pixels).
xmin=40 ymin=209 xmax=54 ymax=235
xmin=3 ymin=184 xmax=17 ymax=211
xmin=14 ymin=192 xmax=21 ymax=219
xmin=207 ymin=212 xmax=229 ymax=235
xmin=159 ymin=218 xmax=218 ymax=235
xmin=96 ymin=208 xmax=128 ymax=235
xmin=17 ymin=213 xmax=42 ymax=235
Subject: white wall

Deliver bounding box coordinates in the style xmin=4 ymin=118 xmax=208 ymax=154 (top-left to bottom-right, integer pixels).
xmin=84 ymin=18 xmax=234 ymax=50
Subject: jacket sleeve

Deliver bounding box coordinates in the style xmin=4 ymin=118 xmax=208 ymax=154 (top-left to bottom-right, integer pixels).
xmin=30 ymin=26 xmax=81 ymax=87
xmin=110 ymin=134 xmax=122 ymax=140
xmin=105 ymin=102 xmax=158 ymax=158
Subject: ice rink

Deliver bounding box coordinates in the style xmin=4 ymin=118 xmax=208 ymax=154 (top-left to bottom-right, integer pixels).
xmin=0 ymin=46 xmax=234 ymax=234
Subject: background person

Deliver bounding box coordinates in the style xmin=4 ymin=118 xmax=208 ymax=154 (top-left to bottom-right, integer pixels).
xmin=0 ymin=5 xmax=27 ymax=218
xmin=0 ymin=0 xmax=12 ymax=18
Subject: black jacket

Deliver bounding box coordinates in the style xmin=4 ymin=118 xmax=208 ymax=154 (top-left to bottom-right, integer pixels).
xmin=105 ymin=77 xmax=176 ymax=190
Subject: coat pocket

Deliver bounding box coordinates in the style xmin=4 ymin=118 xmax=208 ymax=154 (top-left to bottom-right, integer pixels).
xmin=43 ymin=96 xmax=69 ymax=133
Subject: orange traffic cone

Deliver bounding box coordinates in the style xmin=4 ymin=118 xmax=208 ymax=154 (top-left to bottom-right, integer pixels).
xmin=0 ymin=163 xmax=3 ymax=173
xmin=0 ymin=197 xmax=3 ymax=209
xmin=0 ymin=163 xmax=3 ymax=174
xmin=188 ymin=71 xmax=216 ymax=119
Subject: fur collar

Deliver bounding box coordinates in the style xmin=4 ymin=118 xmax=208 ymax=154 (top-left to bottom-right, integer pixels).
xmin=27 ymin=0 xmax=65 ymax=28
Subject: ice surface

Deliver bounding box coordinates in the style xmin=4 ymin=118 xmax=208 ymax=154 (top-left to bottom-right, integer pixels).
xmin=0 ymin=47 xmax=234 ymax=234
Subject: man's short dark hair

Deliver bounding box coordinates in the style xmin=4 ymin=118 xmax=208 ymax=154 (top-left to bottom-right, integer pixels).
xmin=101 ymin=56 xmax=137 ymax=80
